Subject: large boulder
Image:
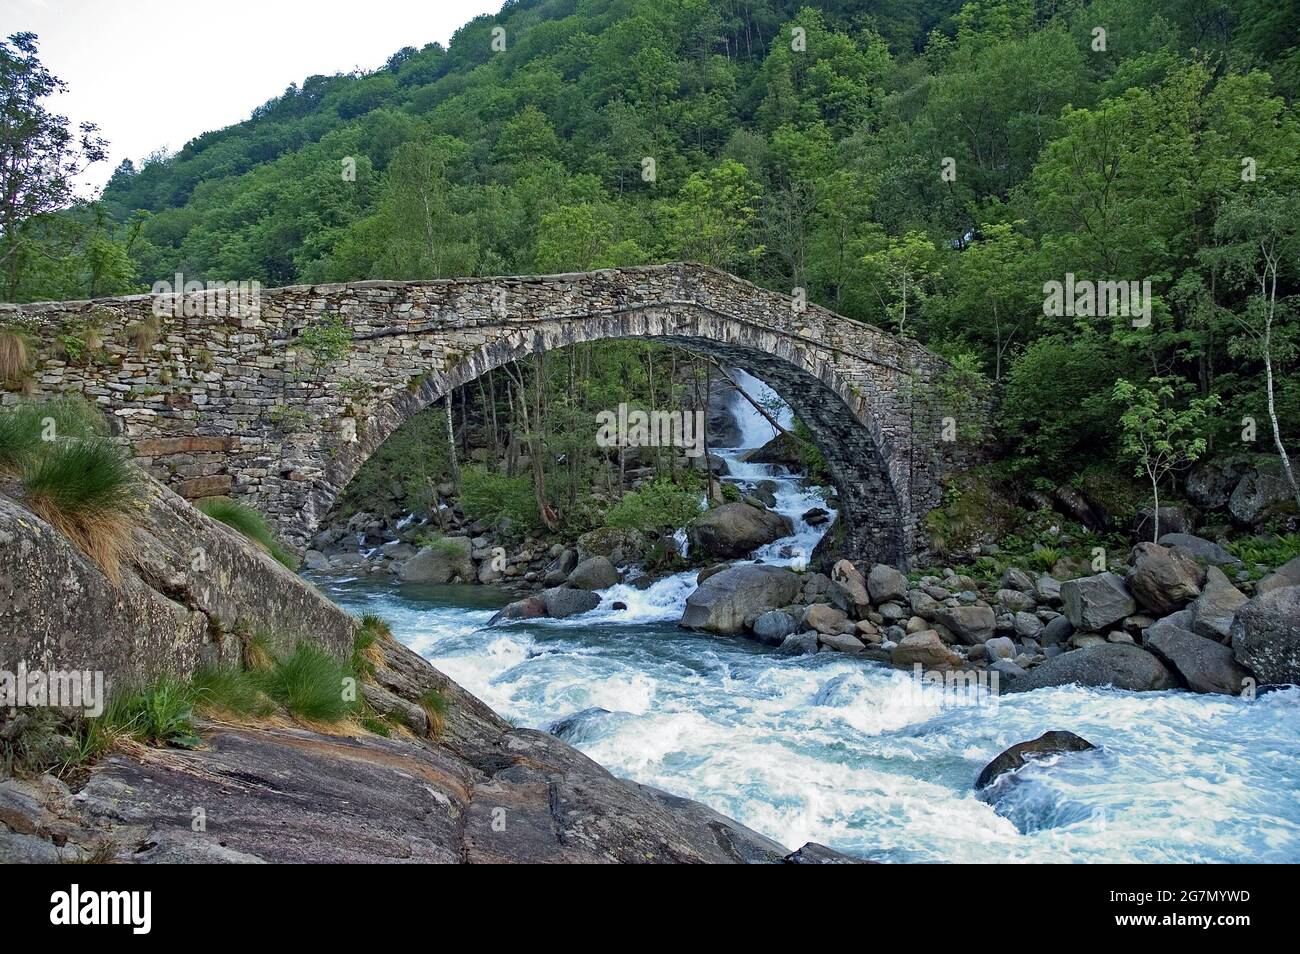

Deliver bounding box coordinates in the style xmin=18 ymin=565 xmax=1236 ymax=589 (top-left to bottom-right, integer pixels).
xmin=975 ymin=731 xmax=1096 ymax=789
xmin=1257 ymin=556 xmax=1300 ymax=595
xmin=1132 ymin=506 xmax=1195 ymax=540
xmin=867 ymin=563 xmax=909 ymax=604
xmin=1144 ymin=622 xmax=1250 ymax=695
xmin=891 ymin=630 xmax=963 ymax=671
xmin=936 ymin=605 xmax=996 ymax=645
xmin=575 ymin=527 xmax=645 ymax=566
xmin=566 ymin=556 xmax=620 ymax=590
xmin=688 ymin=503 xmax=793 ymax=559
xmin=541 ymin=587 xmax=601 ymax=619
xmin=488 ymin=596 xmax=548 ymax=625
xmin=1230 ymin=586 xmax=1300 ymax=685
xmin=1008 ymin=644 xmax=1177 ymax=693
xmin=829 ymin=560 xmax=871 ymax=616
xmin=680 ymin=565 xmax=801 ymax=635
xmin=1060 ymin=573 xmax=1136 ymax=632
xmin=1126 ymin=542 xmax=1203 ymax=615
xmin=1228 ymin=457 xmax=1298 ymax=526
xmin=1187 ymin=456 xmax=1253 ymax=509
xmin=1189 ymin=566 xmax=1248 ymax=641
xmin=742 ymin=431 xmax=803 ymax=468
xmin=1158 ymin=533 xmax=1240 ymax=567
xmin=399 ymin=536 xmax=474 ymax=584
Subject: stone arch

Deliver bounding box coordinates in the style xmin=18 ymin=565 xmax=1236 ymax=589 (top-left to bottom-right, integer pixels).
xmin=314 ymin=305 xmax=911 ymax=566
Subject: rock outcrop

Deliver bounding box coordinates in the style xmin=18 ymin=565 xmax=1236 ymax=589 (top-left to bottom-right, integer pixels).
xmin=975 ymin=731 xmax=1097 ymax=789
xmin=1230 ymin=587 xmax=1300 ymax=685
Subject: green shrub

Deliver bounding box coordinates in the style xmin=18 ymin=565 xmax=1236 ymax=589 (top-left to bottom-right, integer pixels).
xmin=254 ymin=642 xmax=356 ymax=723
xmin=1029 ymin=547 xmax=1063 ymax=572
xmin=606 ymin=475 xmax=705 ymax=532
xmin=1227 ymin=533 xmax=1300 ymax=574
xmin=195 ymin=496 xmax=299 ymax=569
xmin=459 ymin=465 xmax=541 ymax=536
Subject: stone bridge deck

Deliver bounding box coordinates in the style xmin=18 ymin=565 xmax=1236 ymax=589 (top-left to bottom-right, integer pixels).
xmin=1 ymin=263 xmax=984 ymax=566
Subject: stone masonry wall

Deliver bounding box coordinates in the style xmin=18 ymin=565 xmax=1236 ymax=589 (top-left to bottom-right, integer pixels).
xmin=0 ymin=263 xmax=985 ymax=567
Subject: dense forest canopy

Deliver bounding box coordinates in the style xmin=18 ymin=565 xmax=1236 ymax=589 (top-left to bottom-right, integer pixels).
xmin=3 ymin=0 xmax=1299 ymax=489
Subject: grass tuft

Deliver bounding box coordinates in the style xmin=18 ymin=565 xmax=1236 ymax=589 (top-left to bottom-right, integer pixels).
xmin=0 ymin=326 xmax=33 ymax=387
xmin=195 ymin=496 xmax=299 ymax=569
xmin=22 ymin=439 xmax=138 ymax=581
xmin=101 ymin=678 xmax=202 ymax=749
xmin=419 ymin=688 xmax=448 ymax=737
xmin=190 ymin=664 xmax=274 ymax=719
xmin=254 ymin=642 xmax=357 ymax=723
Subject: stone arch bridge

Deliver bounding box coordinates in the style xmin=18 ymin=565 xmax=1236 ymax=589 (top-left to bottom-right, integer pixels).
xmin=1 ymin=264 xmax=984 ymax=567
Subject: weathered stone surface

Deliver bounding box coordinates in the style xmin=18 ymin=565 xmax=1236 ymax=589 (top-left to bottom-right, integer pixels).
xmin=995 ymin=588 xmax=1036 ymax=613
xmin=1257 ymin=556 xmax=1300 ymax=595
xmin=1000 ymin=567 xmax=1034 ymax=593
xmin=175 ymin=474 xmax=233 ymax=499
xmin=1189 ymin=566 xmax=1248 ymax=641
xmin=936 ymin=604 xmax=996 ymax=644
xmin=1126 ymin=542 xmax=1203 ymax=615
xmin=1060 ymin=573 xmax=1136 ymax=632
xmin=1158 ymin=532 xmax=1240 ymax=567
xmin=688 ymin=502 xmax=793 ymax=559
xmin=984 ymin=636 xmax=1016 ymax=660
xmin=829 ymin=559 xmax=871 ymax=616
xmin=891 ymin=630 xmax=963 ymax=670
xmin=1040 ymin=615 xmax=1073 ymax=646
xmin=487 ymin=596 xmax=547 ymax=625
xmin=1231 ymin=586 xmax=1300 ymax=685
xmin=1144 ymin=623 xmax=1250 ymax=695
xmin=804 ymin=602 xmax=849 ymax=635
xmin=751 ymin=610 xmax=797 ymax=644
xmin=541 ymin=587 xmax=601 ymax=619
xmin=867 ymin=563 xmax=908 ymax=604
xmin=135 ymin=436 xmax=234 ymax=456
xmin=1228 ymin=457 xmax=1297 ymax=526
xmin=0 ymin=474 xmax=353 ymax=691
xmin=818 ymin=631 xmax=866 ymax=654
xmin=779 ymin=632 xmax=820 ymax=655
xmin=398 ymin=536 xmax=474 ymax=583
xmin=575 ymin=527 xmax=644 ymax=566
xmin=679 ymin=565 xmax=800 ymax=635
xmin=975 ymin=731 xmax=1096 ymax=789
xmin=782 ymin=843 xmax=871 ymax=864
xmin=566 ymin=555 xmax=619 ymax=590
xmin=1008 ymin=644 xmax=1176 ymax=693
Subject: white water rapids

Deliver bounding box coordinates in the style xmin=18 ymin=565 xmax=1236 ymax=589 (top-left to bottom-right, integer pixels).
xmin=317 ymin=370 xmax=1300 ymax=862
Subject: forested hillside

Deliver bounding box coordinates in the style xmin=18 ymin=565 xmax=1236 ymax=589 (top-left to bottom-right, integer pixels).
xmin=4 ymin=0 xmax=1300 ymax=487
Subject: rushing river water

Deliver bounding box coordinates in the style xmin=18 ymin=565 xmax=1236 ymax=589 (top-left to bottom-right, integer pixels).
xmin=316 ymin=371 xmax=1300 ymax=863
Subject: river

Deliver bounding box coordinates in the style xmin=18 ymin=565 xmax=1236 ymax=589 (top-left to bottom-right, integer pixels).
xmin=314 ymin=371 xmax=1300 ymax=863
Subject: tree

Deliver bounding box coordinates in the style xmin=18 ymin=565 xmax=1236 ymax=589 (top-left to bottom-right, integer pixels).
xmin=661 ymin=158 xmax=763 ymax=270
xmin=0 ymin=32 xmax=107 ymax=298
xmin=1113 ymin=376 xmax=1221 ymax=541
xmin=1205 ymin=189 xmax=1300 ymax=510
xmin=861 ymin=230 xmax=942 ymax=336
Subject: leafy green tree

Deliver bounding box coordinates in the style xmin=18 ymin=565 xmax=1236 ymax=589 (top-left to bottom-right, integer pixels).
xmin=860 ymin=230 xmax=942 ymax=336
xmin=661 ymin=158 xmax=763 ymax=269
xmin=1113 ymin=376 xmax=1221 ymax=540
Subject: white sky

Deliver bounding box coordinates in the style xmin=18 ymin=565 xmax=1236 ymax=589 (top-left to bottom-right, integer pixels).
xmin=7 ymin=0 xmax=504 ymax=194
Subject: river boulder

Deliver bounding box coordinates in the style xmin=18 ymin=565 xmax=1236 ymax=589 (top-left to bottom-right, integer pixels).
xmin=1008 ymin=644 xmax=1176 ymax=693
xmin=575 ymin=527 xmax=645 ymax=566
xmin=1060 ymin=572 xmax=1136 ymax=632
xmin=541 ymin=587 xmax=602 ymax=619
xmin=1230 ymin=586 xmax=1300 ymax=685
xmin=975 ymin=731 xmax=1097 ymax=789
xmin=867 ymin=563 xmax=908 ymax=604
xmin=1158 ymin=532 xmax=1240 ymax=567
xmin=399 ymin=536 xmax=474 ymax=583
xmin=936 ymin=604 xmax=996 ymax=644
xmin=567 ymin=555 xmax=620 ymax=590
xmin=688 ymin=503 xmax=793 ymax=559
xmin=680 ymin=564 xmax=801 ymax=635
xmin=829 ymin=560 xmax=871 ymax=616
xmin=1189 ymin=566 xmax=1248 ymax=641
xmin=1145 ymin=622 xmax=1251 ymax=695
xmin=891 ymin=630 xmax=963 ymax=670
xmin=1126 ymin=542 xmax=1203 ymax=615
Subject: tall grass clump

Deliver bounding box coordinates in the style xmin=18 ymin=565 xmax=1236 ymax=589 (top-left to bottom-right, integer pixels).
xmin=195 ymin=496 xmax=299 ymax=569
xmin=254 ymin=642 xmax=356 ymax=724
xmin=20 ymin=436 xmax=138 ymax=582
xmin=190 ymin=664 xmax=274 ymax=718
xmin=0 ymin=396 xmax=108 ymax=473
xmin=100 ymin=677 xmax=202 ymax=749
xmin=0 ymin=326 xmax=33 ymax=387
